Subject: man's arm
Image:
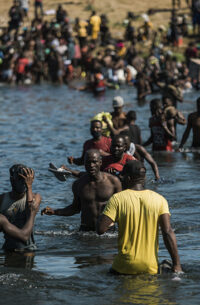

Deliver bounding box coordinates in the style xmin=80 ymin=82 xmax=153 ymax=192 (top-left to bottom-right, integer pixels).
xmin=41 ymin=180 xmax=81 ymax=216
xmin=96 ymin=214 xmax=114 ymax=235
xmin=159 ymin=213 xmax=182 ymax=272
xmin=162 ymin=118 xmax=176 ymax=140
xmin=0 ymin=194 xmax=41 ymax=242
xmin=103 ymin=116 xmax=129 ymax=135
xmin=143 ymin=134 xmax=153 ymax=147
xmin=136 ymin=144 xmax=160 ymax=180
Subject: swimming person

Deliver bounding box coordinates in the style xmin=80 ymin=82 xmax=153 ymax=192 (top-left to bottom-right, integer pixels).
xmin=97 ymin=160 xmax=182 ymax=275
xmin=42 ymin=150 xmax=121 ymax=231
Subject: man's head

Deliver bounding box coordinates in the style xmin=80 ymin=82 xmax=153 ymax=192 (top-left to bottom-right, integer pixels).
xmin=162 ymin=96 xmax=173 ymax=109
xmin=113 ymin=96 xmax=124 ymax=115
xmin=84 ymin=149 xmax=102 ymax=178
xmin=90 ymin=120 xmax=102 ymax=140
xmin=150 ymin=98 xmax=162 ymax=116
xmin=10 ymin=164 xmax=28 ymax=194
xmin=126 ymin=110 xmax=136 ymax=123
xmin=121 ymin=160 xmax=146 ymax=189
xmin=120 ymin=132 xmax=132 ymax=151
xmin=111 ymin=135 xmax=126 ymax=160
xmin=197 ymin=97 xmax=200 ymax=114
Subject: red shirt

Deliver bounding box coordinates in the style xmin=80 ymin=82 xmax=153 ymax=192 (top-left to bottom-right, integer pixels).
xmin=82 ymin=136 xmax=111 ymax=156
xmin=17 ymin=58 xmax=29 ymax=74
xmin=101 ymin=153 xmax=136 ymax=172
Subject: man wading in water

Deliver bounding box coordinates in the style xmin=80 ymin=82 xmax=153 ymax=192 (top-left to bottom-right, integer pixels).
xmin=0 ymin=165 xmax=41 ymax=251
xmin=97 ymin=160 xmax=182 ymax=275
xmin=179 ymin=97 xmax=200 ymax=149
xmin=42 ymin=149 xmax=121 ymax=231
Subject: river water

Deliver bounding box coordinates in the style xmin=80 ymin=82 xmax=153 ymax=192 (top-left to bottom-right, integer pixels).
xmin=0 ymin=84 xmax=199 ymax=305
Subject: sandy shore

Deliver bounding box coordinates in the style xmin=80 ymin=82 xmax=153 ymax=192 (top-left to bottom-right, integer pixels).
xmin=0 ymin=0 xmax=190 ymax=37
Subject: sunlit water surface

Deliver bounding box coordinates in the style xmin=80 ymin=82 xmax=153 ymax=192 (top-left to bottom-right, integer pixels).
xmin=0 ymin=84 xmax=199 ymax=305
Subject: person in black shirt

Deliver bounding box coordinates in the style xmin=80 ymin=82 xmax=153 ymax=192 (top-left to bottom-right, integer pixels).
xmin=126 ymin=111 xmax=142 ymax=145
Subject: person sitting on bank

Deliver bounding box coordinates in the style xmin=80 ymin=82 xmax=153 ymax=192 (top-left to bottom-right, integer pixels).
xmin=97 ymin=160 xmax=182 ymax=275
xmin=0 ymin=165 xmax=41 ymax=252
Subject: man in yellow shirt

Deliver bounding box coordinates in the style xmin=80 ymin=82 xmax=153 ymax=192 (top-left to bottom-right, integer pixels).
xmin=97 ymin=160 xmax=182 ymax=275
xmin=90 ymin=11 xmax=101 ymax=42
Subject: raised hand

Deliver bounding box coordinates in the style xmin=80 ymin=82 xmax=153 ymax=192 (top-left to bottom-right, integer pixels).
xmin=19 ymin=167 xmax=34 ymax=188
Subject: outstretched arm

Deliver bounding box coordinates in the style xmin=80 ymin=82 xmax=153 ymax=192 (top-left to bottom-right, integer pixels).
xmin=96 ymin=214 xmax=114 ymax=235
xmin=41 ymin=180 xmax=81 ymax=216
xmin=136 ymin=144 xmax=160 ymax=180
xmin=143 ymin=134 xmax=153 ymax=147
xmin=159 ymin=213 xmax=182 ymax=273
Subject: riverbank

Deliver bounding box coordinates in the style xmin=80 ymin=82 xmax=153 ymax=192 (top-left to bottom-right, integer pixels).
xmin=0 ymin=0 xmax=190 ymax=37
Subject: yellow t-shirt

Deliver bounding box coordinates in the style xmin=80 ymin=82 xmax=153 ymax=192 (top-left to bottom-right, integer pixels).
xmin=103 ymin=189 xmax=170 ymax=275
xmin=78 ymin=20 xmax=88 ymax=37
xmin=90 ymin=15 xmax=101 ymax=32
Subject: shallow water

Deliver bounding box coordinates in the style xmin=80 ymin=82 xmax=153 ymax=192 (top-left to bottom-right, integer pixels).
xmin=0 ymin=84 xmax=199 ymax=304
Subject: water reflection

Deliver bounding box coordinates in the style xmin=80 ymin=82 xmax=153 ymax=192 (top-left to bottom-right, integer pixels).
xmin=113 ymin=275 xmax=177 ymax=305
xmin=3 ymin=252 xmax=35 ymax=270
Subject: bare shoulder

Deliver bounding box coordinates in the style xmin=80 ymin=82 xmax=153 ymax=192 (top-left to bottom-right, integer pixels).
xmin=103 ymin=172 xmax=121 ymax=186
xmin=188 ymin=112 xmax=197 ymax=120
xmin=0 ymin=213 xmax=7 ymax=224
xmin=72 ymin=173 xmax=88 ymax=192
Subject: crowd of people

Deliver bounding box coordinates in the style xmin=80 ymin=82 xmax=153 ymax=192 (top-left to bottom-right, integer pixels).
xmin=0 ymin=0 xmax=200 ymax=92
xmin=0 ymin=1 xmax=200 ymax=277
xmin=1 ymin=91 xmax=199 ymax=276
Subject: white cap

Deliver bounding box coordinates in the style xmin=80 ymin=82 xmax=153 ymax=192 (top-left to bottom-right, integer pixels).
xmin=113 ymin=96 xmax=124 ymax=108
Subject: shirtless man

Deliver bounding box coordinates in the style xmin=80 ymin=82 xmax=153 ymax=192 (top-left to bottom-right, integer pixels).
xmin=179 ymin=97 xmax=200 ymax=149
xmin=42 ymin=150 xmax=121 ymax=231
xmin=143 ymin=99 xmax=176 ymax=151
xmin=111 ymin=96 xmax=127 ymax=130
xmin=0 ymin=165 xmax=41 ymax=251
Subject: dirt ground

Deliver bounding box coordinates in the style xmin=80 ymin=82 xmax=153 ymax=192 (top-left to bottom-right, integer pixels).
xmin=0 ymin=0 xmax=191 ymax=37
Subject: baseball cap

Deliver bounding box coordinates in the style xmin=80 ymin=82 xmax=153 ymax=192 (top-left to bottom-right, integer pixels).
xmin=113 ymin=96 xmax=124 ymax=108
